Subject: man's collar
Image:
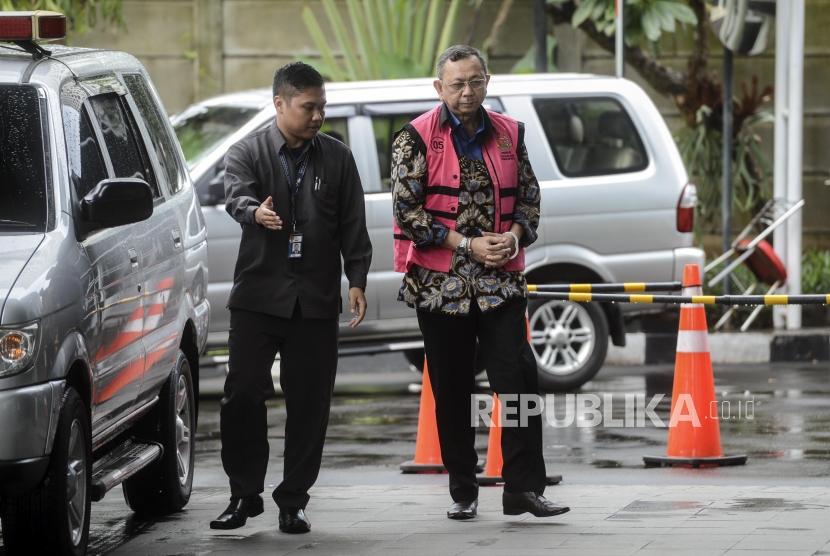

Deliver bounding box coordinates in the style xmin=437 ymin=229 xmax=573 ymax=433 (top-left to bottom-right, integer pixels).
xmin=269 ymin=120 xmax=314 ymax=154
xmin=439 ymin=103 xmax=492 ymax=138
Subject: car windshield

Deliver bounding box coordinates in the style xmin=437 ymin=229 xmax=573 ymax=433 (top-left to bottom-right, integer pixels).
xmin=0 ymin=85 xmax=47 ymax=232
xmin=172 ymin=104 xmax=261 ymax=170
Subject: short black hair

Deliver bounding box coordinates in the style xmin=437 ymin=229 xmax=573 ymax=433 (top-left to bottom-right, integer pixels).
xmin=272 ymin=62 xmax=324 ymax=100
xmin=436 ymin=45 xmax=488 ymax=79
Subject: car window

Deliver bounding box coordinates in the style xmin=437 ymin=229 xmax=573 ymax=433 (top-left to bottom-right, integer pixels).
xmin=173 ymin=104 xmax=262 ymax=169
xmin=88 ymin=93 xmax=160 ymax=198
xmin=123 ymin=73 xmax=188 ymax=195
xmin=533 ymin=97 xmax=648 ymax=177
xmin=321 ymin=117 xmax=348 ymax=147
xmin=67 ymin=109 xmax=109 ymax=201
xmin=371 ymin=113 xmax=420 ymax=191
xmin=194 ymin=116 xmax=349 ymax=206
xmin=0 ymin=85 xmax=47 ymax=232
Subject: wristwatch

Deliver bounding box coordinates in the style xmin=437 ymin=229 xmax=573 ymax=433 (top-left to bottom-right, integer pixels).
xmin=456 ymin=236 xmax=470 ymax=256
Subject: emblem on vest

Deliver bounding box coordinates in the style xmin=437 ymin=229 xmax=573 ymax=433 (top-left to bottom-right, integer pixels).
xmin=497 ymin=134 xmax=515 ymax=160
xmin=430 ymin=136 xmax=444 ymax=153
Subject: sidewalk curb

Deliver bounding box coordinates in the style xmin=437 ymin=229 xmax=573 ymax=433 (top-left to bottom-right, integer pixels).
xmin=607 ymin=329 xmax=830 ymax=365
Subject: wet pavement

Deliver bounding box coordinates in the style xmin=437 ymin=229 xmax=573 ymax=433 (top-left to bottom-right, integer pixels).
xmin=3 ymin=356 xmax=829 ymax=554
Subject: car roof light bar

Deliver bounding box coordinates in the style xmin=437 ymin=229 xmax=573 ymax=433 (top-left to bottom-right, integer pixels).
xmin=0 ymin=11 xmax=66 ymax=59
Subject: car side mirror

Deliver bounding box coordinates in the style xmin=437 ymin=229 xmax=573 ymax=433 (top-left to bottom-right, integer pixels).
xmin=197 ymin=169 xmax=226 ymax=206
xmin=80 ymin=178 xmax=153 ymax=235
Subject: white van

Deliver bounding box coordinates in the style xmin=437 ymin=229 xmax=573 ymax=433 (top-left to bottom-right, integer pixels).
xmin=173 ymin=73 xmax=703 ymax=390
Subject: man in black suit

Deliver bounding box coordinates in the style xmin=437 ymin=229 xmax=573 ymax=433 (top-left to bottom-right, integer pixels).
xmin=210 ymin=62 xmax=372 ymax=534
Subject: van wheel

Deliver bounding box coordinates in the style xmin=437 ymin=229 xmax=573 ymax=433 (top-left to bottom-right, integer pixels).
xmin=528 ymin=299 xmax=608 ymax=391
xmin=123 ymin=350 xmax=195 ymax=515
xmin=1 ymin=388 xmax=91 ymax=556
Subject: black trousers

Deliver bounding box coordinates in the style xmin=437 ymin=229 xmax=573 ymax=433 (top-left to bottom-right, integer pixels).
xmin=220 ymin=305 xmax=338 ymax=509
xmin=417 ymin=297 xmax=546 ymax=503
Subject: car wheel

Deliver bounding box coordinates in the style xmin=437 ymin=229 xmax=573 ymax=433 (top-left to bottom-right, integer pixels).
xmin=1 ymin=388 xmax=91 ymax=556
xmin=123 ymin=350 xmax=195 ymax=515
xmin=527 ymin=299 xmax=609 ymax=391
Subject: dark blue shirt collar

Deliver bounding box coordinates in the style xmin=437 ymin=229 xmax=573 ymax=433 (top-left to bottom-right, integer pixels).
xmin=441 ymin=104 xmax=490 ymax=161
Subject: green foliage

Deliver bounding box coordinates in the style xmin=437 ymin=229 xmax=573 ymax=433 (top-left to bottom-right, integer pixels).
xmin=675 ymin=106 xmax=773 ymax=234
xmin=302 ymin=0 xmax=463 ymax=81
xmin=511 ymin=34 xmax=558 ymax=74
xmin=552 ymin=0 xmax=696 ymax=44
xmin=1 ymin=0 xmax=124 ymax=36
xmin=802 ymin=249 xmax=830 ymax=294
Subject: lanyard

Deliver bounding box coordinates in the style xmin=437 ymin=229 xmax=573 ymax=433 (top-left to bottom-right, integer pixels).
xmin=278 ymin=150 xmax=310 ymax=231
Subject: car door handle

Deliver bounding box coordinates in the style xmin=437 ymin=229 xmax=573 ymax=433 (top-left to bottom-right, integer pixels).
xmin=128 ymin=248 xmax=139 ymax=267
xmin=172 ymin=229 xmax=182 ymax=249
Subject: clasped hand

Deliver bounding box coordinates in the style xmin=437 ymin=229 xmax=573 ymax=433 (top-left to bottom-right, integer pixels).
xmin=469 ymin=232 xmax=516 ymax=269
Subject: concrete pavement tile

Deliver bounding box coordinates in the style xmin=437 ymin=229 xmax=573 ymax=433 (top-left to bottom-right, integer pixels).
xmin=675 ymin=521 xmax=768 ymax=532
xmin=723 ymin=551 xmax=820 ymax=556
xmin=457 ymin=551 xmax=573 ymax=556
xmin=641 ymin=534 xmax=744 ymax=550
xmin=557 ymin=533 xmax=652 ymax=549
xmin=729 ymin=536 xmax=829 ymax=551
xmin=634 ymin=550 xmax=726 ymax=556
xmin=754 ymin=526 xmax=827 ymax=535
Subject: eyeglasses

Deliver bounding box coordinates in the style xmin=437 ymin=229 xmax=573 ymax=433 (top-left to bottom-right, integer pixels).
xmin=444 ymin=78 xmax=487 ymax=93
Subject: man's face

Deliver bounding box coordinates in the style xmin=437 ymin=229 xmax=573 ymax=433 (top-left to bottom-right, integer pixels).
xmin=274 ymin=86 xmax=326 ymax=143
xmin=434 ymin=57 xmax=489 ymax=120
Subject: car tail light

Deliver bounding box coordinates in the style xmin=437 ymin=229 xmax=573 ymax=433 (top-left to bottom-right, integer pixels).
xmin=677 ymin=182 xmax=697 ymax=233
xmin=0 ymin=11 xmax=66 ymax=42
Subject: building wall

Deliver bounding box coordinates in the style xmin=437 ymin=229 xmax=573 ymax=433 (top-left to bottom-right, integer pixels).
xmin=70 ymin=0 xmax=828 ymax=246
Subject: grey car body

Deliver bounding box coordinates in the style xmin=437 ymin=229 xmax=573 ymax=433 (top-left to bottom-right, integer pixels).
xmin=173 ymin=74 xmax=703 ymax=390
xmin=0 ymin=38 xmax=208 ymax=553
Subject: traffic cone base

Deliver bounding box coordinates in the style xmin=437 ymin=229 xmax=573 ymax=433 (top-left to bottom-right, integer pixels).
xmin=643 ymin=264 xmax=746 ymax=469
xmin=643 ymin=454 xmax=747 ymax=468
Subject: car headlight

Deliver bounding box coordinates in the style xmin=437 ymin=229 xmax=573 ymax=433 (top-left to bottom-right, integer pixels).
xmin=0 ymin=323 xmax=39 ymax=377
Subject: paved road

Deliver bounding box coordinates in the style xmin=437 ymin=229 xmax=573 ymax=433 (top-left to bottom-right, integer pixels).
xmin=3 ymin=358 xmax=829 ymax=555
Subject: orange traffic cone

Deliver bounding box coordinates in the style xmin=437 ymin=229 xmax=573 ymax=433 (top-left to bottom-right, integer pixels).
xmin=643 ymin=264 xmax=747 ymax=468
xmin=478 ymin=316 xmax=562 ymax=486
xmin=400 ymin=358 xmax=445 ymax=473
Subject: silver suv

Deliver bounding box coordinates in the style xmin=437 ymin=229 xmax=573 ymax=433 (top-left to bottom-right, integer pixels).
xmin=0 ymin=13 xmax=208 ymax=555
xmin=173 ymin=73 xmax=702 ymax=391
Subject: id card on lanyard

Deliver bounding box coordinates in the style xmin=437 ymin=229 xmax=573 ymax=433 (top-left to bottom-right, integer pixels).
xmin=279 ymin=150 xmax=310 ymax=259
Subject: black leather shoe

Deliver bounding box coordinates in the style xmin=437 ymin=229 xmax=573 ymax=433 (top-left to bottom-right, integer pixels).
xmin=503 ymin=492 xmax=570 ymax=517
xmin=278 ymin=508 xmax=311 ymax=534
xmin=447 ymin=499 xmax=478 ymax=520
xmin=209 ymin=495 xmax=264 ymax=529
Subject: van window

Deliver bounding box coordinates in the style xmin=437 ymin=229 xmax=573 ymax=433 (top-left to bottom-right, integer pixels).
xmin=371 ymin=114 xmax=420 ymax=191
xmin=0 ymin=85 xmax=47 ymax=232
xmin=533 ymin=98 xmax=647 ymax=177
xmin=68 ymin=109 xmax=109 ymax=200
xmin=89 ymin=93 xmax=160 ymax=197
xmin=123 ymin=73 xmax=188 ymax=195
xmin=173 ymin=104 xmax=261 ymax=169
xmin=321 ymin=118 xmax=348 ymax=147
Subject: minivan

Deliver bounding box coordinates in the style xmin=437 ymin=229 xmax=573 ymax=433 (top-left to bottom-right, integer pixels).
xmin=172 ymin=73 xmax=703 ymax=391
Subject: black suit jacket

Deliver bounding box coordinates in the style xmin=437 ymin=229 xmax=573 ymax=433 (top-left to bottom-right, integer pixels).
xmin=224 ymin=121 xmax=372 ymax=319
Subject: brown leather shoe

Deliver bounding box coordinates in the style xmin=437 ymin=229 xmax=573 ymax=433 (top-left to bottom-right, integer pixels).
xmin=209 ymin=495 xmax=264 ymax=529
xmin=503 ymin=492 xmax=570 ymax=517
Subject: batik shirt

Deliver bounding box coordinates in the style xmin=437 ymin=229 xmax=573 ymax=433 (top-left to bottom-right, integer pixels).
xmin=392 ymin=107 xmax=541 ymax=315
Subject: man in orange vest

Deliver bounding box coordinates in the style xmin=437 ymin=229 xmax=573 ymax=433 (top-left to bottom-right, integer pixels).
xmin=392 ymin=45 xmax=569 ymax=520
